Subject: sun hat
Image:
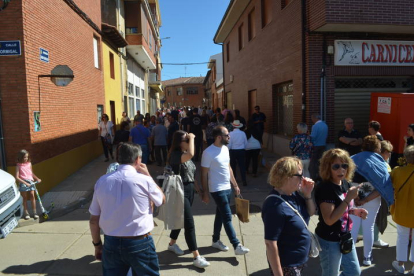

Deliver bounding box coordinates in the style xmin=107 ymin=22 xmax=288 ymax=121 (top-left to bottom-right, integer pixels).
xmin=231 ymin=120 xmax=243 ymax=128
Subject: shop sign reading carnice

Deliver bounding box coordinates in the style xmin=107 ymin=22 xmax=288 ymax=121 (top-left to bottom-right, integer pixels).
xmin=335 ymin=40 xmax=414 ymax=66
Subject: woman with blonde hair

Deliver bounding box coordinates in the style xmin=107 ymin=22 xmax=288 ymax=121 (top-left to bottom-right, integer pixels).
xmin=262 ymin=157 xmax=316 ymax=275
xmin=315 ymin=148 xmax=367 ymax=276
xmin=390 ymin=145 xmax=414 ymax=274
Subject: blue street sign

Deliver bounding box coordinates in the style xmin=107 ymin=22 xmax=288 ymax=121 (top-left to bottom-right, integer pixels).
xmin=0 ymin=40 xmax=21 ymax=56
xmin=40 ymin=48 xmax=49 ymax=63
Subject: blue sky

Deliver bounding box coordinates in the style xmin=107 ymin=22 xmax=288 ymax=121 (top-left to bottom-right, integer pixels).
xmin=158 ymin=0 xmax=230 ymax=80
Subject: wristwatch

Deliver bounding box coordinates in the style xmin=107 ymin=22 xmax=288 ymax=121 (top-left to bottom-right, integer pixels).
xmin=92 ymin=240 xmax=102 ymax=246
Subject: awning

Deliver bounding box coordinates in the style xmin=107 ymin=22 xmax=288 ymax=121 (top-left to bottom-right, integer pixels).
xmin=102 ymin=23 xmax=128 ymax=48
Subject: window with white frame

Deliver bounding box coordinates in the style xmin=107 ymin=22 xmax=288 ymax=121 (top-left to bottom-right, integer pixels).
xmin=128 ymin=83 xmax=146 ymax=116
xmin=93 ymin=36 xmax=99 ymax=69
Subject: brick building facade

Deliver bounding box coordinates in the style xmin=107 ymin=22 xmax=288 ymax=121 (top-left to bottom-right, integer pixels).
xmin=214 ymin=0 xmax=414 ymax=156
xmin=0 ymin=0 xmax=105 ymax=193
xmin=162 ymin=77 xmax=206 ymax=108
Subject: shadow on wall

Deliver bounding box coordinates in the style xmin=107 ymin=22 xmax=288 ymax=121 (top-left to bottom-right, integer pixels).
xmin=7 ymin=129 xmax=102 ymax=196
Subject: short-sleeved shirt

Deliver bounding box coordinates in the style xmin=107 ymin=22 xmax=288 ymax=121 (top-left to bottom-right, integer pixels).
xmin=376 ymin=133 xmax=384 ymax=141
xmin=315 ymin=180 xmax=354 ymax=241
xmin=151 ymin=124 xmax=168 ymax=146
xmin=130 ymin=124 xmax=150 ymax=145
xmin=251 ymin=112 xmax=266 ymax=131
xmin=201 ymin=144 xmax=231 ymax=192
xmin=188 ymin=114 xmax=203 ymax=135
xmin=337 ymin=129 xmax=362 ymax=156
xmin=310 ymin=120 xmax=328 ymax=147
xmin=262 ymin=189 xmax=311 ymax=267
xmin=99 ymin=121 xmax=114 ymax=137
xmin=89 ymin=165 xmax=164 ymax=236
xmin=169 ymin=150 xmax=196 ymax=183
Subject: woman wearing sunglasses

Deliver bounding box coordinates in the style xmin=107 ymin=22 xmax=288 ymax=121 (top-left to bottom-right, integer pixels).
xmin=315 ymin=149 xmax=367 ymax=276
xmin=166 ymin=130 xmax=210 ymax=268
xmin=262 ymin=157 xmax=316 ymax=275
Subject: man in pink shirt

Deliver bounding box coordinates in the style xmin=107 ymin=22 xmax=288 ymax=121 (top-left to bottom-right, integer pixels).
xmin=89 ymin=143 xmax=165 ymax=275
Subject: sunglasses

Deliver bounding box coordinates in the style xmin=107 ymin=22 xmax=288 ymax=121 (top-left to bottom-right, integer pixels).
xmin=221 ymin=134 xmax=230 ymax=138
xmin=331 ymin=163 xmax=349 ymax=170
xmin=293 ymin=173 xmax=303 ymax=180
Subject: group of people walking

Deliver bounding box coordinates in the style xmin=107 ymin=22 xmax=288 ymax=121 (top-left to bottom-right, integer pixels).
xmin=92 ymin=106 xmax=414 ymax=276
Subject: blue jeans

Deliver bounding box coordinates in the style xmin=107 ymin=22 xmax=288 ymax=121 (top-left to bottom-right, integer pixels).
xmin=210 ymin=189 xmax=240 ymax=249
xmin=140 ymin=144 xmax=149 ymax=164
xmin=102 ymin=235 xmax=160 ymax=276
xmin=316 ymin=234 xmax=361 ymax=276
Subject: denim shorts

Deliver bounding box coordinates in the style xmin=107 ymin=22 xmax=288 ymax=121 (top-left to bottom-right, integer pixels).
xmin=19 ymin=180 xmax=35 ymax=192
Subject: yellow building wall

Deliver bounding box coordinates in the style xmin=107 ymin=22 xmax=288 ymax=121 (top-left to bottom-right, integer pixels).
xmin=103 ymin=42 xmax=123 ymax=128
xmin=8 ymin=140 xmax=101 ymax=196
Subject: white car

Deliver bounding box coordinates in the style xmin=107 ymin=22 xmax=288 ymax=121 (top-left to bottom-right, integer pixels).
xmin=0 ymin=169 xmax=23 ymax=238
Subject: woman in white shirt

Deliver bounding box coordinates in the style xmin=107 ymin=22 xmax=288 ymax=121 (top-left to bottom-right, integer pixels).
xmin=99 ymin=113 xmax=115 ymax=162
xmin=245 ymin=121 xmax=262 ymax=178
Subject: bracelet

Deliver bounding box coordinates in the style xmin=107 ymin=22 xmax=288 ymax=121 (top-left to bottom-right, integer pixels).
xmin=92 ymin=240 xmax=102 ymax=246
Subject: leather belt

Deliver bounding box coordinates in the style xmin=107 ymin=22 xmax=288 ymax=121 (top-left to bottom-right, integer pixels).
xmin=115 ymin=232 xmax=151 ymax=240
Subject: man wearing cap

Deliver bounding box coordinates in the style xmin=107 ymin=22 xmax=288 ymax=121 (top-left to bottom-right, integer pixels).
xmin=89 ymin=143 xmax=165 ymax=275
xmin=151 ymin=117 xmax=168 ymax=166
xmin=228 ymin=120 xmax=248 ymax=186
xmin=129 ymin=117 xmax=151 ymax=164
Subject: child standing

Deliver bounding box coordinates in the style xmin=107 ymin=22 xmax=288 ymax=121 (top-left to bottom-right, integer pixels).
xmin=15 ymin=150 xmax=41 ymax=220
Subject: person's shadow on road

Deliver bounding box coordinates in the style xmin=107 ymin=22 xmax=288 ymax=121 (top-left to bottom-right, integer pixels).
xmin=2 ymin=255 xmax=101 ymax=275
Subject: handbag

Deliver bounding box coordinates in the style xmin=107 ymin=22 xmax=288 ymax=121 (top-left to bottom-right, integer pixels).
xmin=339 ymin=202 xmax=353 ymax=254
xmin=235 ymin=194 xmax=250 ymax=223
xmin=266 ymin=194 xmax=322 ymax=258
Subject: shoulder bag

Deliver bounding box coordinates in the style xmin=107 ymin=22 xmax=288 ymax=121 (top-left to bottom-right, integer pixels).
xmin=265 ymin=194 xmax=321 ymax=258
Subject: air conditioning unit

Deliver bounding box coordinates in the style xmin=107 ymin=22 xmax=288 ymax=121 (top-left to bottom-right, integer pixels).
xmin=229 ymin=75 xmax=234 ymax=82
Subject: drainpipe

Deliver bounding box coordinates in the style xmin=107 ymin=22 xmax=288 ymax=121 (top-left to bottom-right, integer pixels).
xmin=301 ymin=0 xmax=307 ymax=123
xmin=321 ymin=35 xmax=327 ymax=121
xmin=0 ymin=97 xmax=7 ymax=170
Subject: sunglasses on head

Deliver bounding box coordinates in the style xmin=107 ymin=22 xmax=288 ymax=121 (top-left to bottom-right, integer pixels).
xmin=331 ymin=163 xmax=349 ymax=170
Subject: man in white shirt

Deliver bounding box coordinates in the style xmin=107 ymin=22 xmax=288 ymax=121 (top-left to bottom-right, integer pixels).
xmin=201 ymin=126 xmax=250 ymax=255
xmin=228 ymin=120 xmax=248 ymax=186
xmin=89 ymin=143 xmax=165 ymax=276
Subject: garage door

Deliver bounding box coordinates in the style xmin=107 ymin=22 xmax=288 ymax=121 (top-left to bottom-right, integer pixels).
xmin=334 ymin=77 xmax=412 ymax=139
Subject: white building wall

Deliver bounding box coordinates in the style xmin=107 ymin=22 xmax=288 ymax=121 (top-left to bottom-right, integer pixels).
xmin=127 ymin=58 xmax=147 ymax=117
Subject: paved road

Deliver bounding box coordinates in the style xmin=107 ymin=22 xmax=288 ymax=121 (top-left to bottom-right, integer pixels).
xmin=0 ymin=156 xmax=403 ymax=275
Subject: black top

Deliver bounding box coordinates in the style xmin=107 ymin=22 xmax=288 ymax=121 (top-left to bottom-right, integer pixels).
xmin=337 ymin=129 xmax=362 ymax=156
xmin=113 ymin=130 xmax=130 ymax=145
xmin=251 ymin=112 xmax=266 ymax=131
xmin=169 ymin=150 xmax=196 ymax=183
xmin=168 ymin=121 xmax=179 ymax=145
xmin=407 ymin=136 xmax=414 ymax=146
xmin=245 ymin=126 xmax=263 ymax=144
xmin=376 ymin=133 xmax=384 ymax=141
xmin=188 ymin=114 xmax=203 ymax=135
xmin=315 ymin=180 xmax=353 ymax=242
xmin=181 ymin=117 xmax=189 ymax=130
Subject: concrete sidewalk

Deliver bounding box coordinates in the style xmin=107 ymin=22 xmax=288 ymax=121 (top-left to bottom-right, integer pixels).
xmin=15 ymin=150 xmax=403 ymax=275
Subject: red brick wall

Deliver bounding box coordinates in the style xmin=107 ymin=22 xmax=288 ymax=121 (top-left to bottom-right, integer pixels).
xmin=0 ymin=0 xmax=28 ymax=164
xmin=309 ymin=0 xmax=414 ymax=31
xmin=0 ymin=0 xmax=104 ymax=165
xmin=164 ymin=83 xmax=205 ymax=108
xmin=223 ymin=0 xmax=303 ymax=136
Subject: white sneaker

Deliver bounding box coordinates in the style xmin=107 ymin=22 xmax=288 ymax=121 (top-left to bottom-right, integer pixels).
xmin=212 ymin=240 xmax=229 ymax=251
xmin=363 ymin=257 xmax=372 ymax=266
xmin=193 ymin=256 xmax=210 ymax=268
xmin=392 ymin=260 xmax=405 ymax=274
xmin=373 ymin=239 xmax=389 ymax=248
xmin=168 ymin=243 xmax=184 ymax=255
xmin=234 ymin=243 xmax=250 ymax=255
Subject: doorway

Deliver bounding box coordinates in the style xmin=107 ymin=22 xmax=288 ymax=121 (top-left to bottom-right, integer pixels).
xmin=110 ymin=101 xmax=116 ymax=125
